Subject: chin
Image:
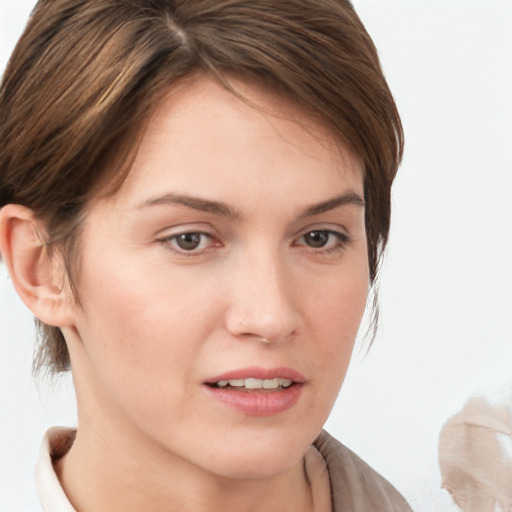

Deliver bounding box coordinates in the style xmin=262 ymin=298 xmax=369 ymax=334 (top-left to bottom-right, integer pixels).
xmin=192 ymin=425 xmax=320 ymax=480
xmin=208 ymin=451 xmax=303 ymax=481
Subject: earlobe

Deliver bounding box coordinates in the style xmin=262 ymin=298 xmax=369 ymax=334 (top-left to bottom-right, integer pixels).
xmin=0 ymin=204 xmax=74 ymax=327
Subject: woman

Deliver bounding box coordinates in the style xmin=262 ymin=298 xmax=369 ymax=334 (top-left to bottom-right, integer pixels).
xmin=0 ymin=1 xmax=410 ymax=510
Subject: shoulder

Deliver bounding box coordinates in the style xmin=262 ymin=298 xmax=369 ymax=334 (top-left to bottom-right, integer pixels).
xmin=314 ymin=430 xmax=412 ymax=512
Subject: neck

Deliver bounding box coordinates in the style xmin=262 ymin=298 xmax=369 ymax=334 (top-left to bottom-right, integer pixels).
xmin=55 ymin=419 xmax=314 ymax=512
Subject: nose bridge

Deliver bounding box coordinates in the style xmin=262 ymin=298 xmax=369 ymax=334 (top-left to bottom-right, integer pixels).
xmin=225 ymin=242 xmax=300 ymax=342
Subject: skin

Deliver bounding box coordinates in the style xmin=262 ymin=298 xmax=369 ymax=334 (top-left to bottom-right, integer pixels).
xmin=3 ymin=77 xmax=369 ymax=512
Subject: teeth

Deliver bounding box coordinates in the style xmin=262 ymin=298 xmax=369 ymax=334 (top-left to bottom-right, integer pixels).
xmin=263 ymin=379 xmax=279 ymax=389
xmin=245 ymin=378 xmax=263 ymax=389
xmin=216 ymin=378 xmax=293 ymax=389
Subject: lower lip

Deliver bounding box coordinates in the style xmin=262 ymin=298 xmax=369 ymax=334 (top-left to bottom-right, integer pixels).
xmin=204 ymin=384 xmax=304 ymax=417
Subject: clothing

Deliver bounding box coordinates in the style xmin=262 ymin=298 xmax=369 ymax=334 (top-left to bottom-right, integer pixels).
xmin=35 ymin=427 xmax=77 ymax=512
xmin=314 ymin=431 xmax=413 ymax=511
xmin=36 ymin=427 xmax=412 ymax=511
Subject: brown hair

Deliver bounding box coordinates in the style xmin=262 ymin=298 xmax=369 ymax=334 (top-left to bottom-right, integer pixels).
xmin=0 ymin=0 xmax=403 ymax=374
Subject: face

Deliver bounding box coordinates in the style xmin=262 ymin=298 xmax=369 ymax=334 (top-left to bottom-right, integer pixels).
xmin=64 ymin=77 xmax=368 ymax=479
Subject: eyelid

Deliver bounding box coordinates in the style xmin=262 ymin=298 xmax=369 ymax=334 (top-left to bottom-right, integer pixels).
xmin=295 ymin=229 xmax=350 ymax=245
xmin=157 ymin=225 xmax=222 ymax=256
xmin=155 ymin=221 xmax=221 ymax=242
xmin=292 ymin=226 xmax=352 ymax=255
xmin=293 ymin=223 xmax=351 ymax=241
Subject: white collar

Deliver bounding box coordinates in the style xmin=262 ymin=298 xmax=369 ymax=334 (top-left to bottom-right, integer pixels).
xmin=34 ymin=427 xmax=77 ymax=512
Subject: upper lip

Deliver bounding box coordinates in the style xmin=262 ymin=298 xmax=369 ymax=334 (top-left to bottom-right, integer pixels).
xmin=204 ymin=367 xmax=306 ymax=384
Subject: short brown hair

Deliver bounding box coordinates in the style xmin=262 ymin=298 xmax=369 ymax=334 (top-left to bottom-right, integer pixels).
xmin=0 ymin=0 xmax=403 ymax=374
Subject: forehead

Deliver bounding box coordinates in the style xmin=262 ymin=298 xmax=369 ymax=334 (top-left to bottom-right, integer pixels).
xmin=98 ymin=76 xmax=363 ymax=212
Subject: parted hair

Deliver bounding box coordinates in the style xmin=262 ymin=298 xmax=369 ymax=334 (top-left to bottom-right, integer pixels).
xmin=0 ymin=0 xmax=403 ymax=374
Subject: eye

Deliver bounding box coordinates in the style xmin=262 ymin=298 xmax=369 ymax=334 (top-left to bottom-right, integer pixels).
xmin=294 ymin=229 xmax=350 ymax=255
xmin=163 ymin=232 xmax=213 ymax=253
xmin=301 ymin=230 xmax=347 ymax=249
xmin=303 ymin=230 xmax=332 ymax=248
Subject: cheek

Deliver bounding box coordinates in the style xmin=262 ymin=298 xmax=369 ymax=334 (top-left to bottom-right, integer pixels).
xmin=71 ymin=263 xmax=216 ymax=430
xmin=73 ymin=255 xmax=217 ymax=388
xmin=307 ymin=263 xmax=369 ymax=337
xmin=289 ymin=265 xmax=368 ymax=443
xmin=303 ymin=262 xmax=369 ymax=378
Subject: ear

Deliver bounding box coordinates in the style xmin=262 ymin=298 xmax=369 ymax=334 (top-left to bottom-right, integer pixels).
xmin=0 ymin=204 xmax=75 ymax=327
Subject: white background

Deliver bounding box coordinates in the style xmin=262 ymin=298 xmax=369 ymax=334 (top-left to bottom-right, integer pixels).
xmin=1 ymin=1 xmax=511 ymax=511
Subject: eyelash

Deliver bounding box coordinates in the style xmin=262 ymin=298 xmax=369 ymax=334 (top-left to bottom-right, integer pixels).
xmin=293 ymin=230 xmax=351 ymax=256
xmin=160 ymin=232 xmax=217 ymax=256
xmin=159 ymin=229 xmax=351 ymax=258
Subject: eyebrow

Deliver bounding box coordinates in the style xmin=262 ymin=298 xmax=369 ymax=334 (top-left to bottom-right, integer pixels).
xmin=298 ymin=191 xmax=365 ymax=218
xmin=136 ymin=190 xmax=364 ymax=219
xmin=137 ymin=193 xmax=241 ymax=219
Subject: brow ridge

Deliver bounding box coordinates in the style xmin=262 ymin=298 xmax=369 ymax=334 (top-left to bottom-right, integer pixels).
xmin=137 ymin=193 xmax=240 ymax=219
xmin=299 ymin=191 xmax=365 ymax=218
xmin=137 ymin=190 xmax=364 ymax=220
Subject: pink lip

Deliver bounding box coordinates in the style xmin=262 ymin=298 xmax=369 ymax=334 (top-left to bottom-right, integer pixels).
xmin=203 ymin=367 xmax=306 ymax=417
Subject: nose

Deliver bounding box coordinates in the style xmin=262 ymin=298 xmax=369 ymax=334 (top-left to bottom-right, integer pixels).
xmin=224 ymin=250 xmax=301 ymax=344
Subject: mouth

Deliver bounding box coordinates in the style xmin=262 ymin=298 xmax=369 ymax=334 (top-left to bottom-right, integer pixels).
xmin=203 ymin=368 xmax=305 ymax=416
xmin=207 ymin=378 xmax=294 ymax=392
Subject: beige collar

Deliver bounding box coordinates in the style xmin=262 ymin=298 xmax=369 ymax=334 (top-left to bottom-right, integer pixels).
xmin=304 ymin=443 xmax=332 ymax=512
